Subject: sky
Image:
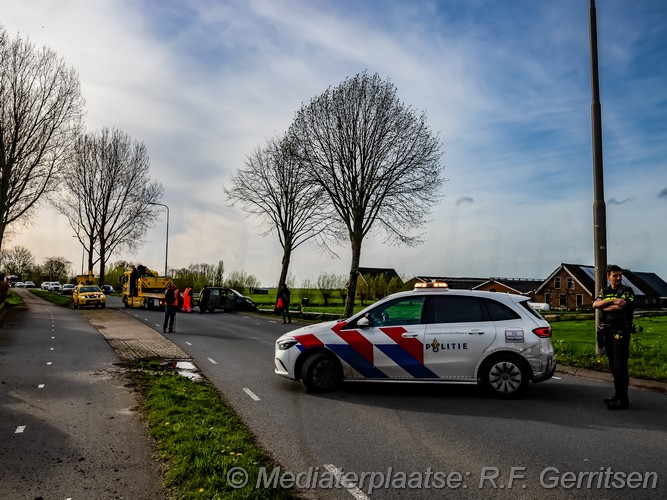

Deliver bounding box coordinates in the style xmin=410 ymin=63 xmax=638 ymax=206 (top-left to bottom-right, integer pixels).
xmin=2 ymin=0 xmax=667 ymax=287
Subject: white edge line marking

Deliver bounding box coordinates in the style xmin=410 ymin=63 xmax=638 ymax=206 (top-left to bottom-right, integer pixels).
xmin=553 ymin=376 xmax=562 ymax=380
xmin=207 ymin=358 xmax=218 ymax=365
xmin=243 ymin=388 xmax=261 ymax=401
xmin=15 ymin=426 xmax=26 ymax=433
xmin=324 ymin=464 xmax=369 ymax=500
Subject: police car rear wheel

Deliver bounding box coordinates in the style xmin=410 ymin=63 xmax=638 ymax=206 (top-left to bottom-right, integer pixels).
xmin=302 ymin=352 xmax=342 ymax=393
xmin=480 ymin=355 xmax=529 ymax=399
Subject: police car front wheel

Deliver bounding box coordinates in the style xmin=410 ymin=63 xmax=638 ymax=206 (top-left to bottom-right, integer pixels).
xmin=480 ymin=355 xmax=529 ymax=399
xmin=301 ymin=352 xmax=342 ymax=393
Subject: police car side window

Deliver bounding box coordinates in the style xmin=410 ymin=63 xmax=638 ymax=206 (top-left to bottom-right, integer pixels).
xmin=352 ymin=297 xmax=425 ymax=328
xmin=483 ymin=299 xmax=521 ymax=321
xmin=430 ymin=296 xmax=490 ymax=323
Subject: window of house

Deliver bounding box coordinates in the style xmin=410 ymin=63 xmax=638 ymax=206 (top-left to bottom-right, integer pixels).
xmin=559 ymin=294 xmax=567 ymax=306
xmin=576 ymin=294 xmax=583 ymax=307
xmin=567 ymin=277 xmax=574 ymax=290
xmin=554 ymin=277 xmax=561 ymax=289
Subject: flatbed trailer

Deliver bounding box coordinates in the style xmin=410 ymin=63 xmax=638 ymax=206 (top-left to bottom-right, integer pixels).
xmin=119 ymin=267 xmax=172 ymax=310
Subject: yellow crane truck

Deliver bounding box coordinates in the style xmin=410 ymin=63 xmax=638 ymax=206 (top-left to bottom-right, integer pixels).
xmin=119 ymin=265 xmax=173 ymax=309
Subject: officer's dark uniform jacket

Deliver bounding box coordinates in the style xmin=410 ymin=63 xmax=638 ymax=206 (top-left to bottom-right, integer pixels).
xmin=597 ymin=284 xmax=635 ymax=332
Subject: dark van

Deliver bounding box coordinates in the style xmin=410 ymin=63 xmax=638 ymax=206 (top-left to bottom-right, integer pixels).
xmin=199 ymin=287 xmax=258 ymax=313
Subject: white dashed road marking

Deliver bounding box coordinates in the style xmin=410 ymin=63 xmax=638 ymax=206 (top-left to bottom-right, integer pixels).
xmin=243 ymin=388 xmax=261 ymax=401
xmin=15 ymin=426 xmax=26 ymax=434
xmin=207 ymin=358 xmax=218 ymax=365
xmin=38 ymin=384 xmax=45 ymax=389
xmin=185 ymin=342 xmax=192 ymax=346
xmin=324 ymin=464 xmax=370 ymax=500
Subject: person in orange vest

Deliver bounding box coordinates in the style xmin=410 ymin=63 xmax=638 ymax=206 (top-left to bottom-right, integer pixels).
xmin=182 ymin=286 xmax=192 ymax=313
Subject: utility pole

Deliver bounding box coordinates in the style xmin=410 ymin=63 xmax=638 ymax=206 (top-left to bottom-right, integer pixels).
xmin=589 ymin=0 xmax=607 ymax=354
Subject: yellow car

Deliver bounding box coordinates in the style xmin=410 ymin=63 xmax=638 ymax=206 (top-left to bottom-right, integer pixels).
xmin=73 ymin=285 xmax=106 ymax=309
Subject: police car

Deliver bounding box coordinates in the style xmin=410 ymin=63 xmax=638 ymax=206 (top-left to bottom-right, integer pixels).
xmin=274 ymin=282 xmax=556 ymax=398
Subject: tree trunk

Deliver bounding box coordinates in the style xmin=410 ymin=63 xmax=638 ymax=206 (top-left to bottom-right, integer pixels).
xmin=278 ymin=244 xmax=292 ymax=290
xmin=98 ymin=238 xmax=106 ymax=287
xmin=344 ymin=236 xmax=362 ymax=318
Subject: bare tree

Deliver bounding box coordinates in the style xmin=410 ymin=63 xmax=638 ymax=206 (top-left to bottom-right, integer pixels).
xmin=224 ymin=134 xmax=338 ymax=290
xmin=172 ymin=261 xmax=224 ymax=290
xmin=0 ymin=27 xmax=84 ymax=252
xmin=289 ymin=72 xmax=444 ymax=317
xmin=225 ymin=270 xmax=259 ymax=294
xmin=54 ymin=127 xmax=163 ymax=286
xmin=42 ymin=256 xmax=71 ymax=282
xmin=317 ymin=272 xmax=344 ymax=306
xmin=0 ymin=244 xmax=34 ymax=275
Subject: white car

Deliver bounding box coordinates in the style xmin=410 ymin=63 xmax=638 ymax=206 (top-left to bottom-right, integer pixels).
xmin=41 ymin=281 xmax=56 ymax=290
xmin=275 ymin=283 xmax=556 ymax=399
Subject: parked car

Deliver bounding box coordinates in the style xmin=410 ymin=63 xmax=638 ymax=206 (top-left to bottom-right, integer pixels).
xmin=72 ymin=285 xmax=106 ymax=309
xmin=61 ymin=284 xmax=76 ymax=295
xmin=275 ymin=282 xmax=556 ymax=399
xmin=15 ymin=282 xmax=25 ymax=288
xmin=41 ymin=281 xmax=56 ymax=290
xmin=101 ymin=285 xmax=114 ymax=294
xmin=48 ymin=283 xmax=62 ymax=292
xmin=24 ymin=281 xmax=36 ymax=288
xmin=198 ymin=287 xmax=258 ymax=313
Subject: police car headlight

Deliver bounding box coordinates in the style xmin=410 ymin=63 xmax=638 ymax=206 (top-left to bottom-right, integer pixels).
xmin=277 ymin=338 xmax=298 ymax=350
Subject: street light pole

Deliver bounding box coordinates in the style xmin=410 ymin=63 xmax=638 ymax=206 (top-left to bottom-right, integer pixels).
xmin=150 ymin=202 xmax=169 ymax=277
xmin=72 ymin=235 xmax=84 ymax=275
xmin=589 ymin=0 xmax=607 ymax=355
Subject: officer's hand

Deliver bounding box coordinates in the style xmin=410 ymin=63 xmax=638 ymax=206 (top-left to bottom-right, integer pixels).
xmin=615 ymin=299 xmax=626 ymax=308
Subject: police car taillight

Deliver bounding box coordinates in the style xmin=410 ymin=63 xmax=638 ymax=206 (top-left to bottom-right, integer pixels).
xmin=533 ymin=326 xmax=552 ymax=338
xmin=414 ymin=281 xmax=449 ymax=289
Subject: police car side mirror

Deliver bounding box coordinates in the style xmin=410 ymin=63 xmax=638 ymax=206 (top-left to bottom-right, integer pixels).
xmin=357 ymin=316 xmax=370 ymax=328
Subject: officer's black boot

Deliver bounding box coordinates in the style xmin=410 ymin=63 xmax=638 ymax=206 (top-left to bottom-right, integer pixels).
xmin=607 ymin=398 xmax=629 ymax=410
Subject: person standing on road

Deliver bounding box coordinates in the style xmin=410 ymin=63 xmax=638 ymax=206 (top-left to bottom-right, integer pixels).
xmin=0 ymin=273 xmax=10 ymax=309
xmin=163 ymin=284 xmax=181 ymax=333
xmin=199 ymin=285 xmax=210 ymax=313
xmin=592 ymin=264 xmax=635 ymax=410
xmin=182 ymin=286 xmax=192 ymax=313
xmin=279 ymin=284 xmax=291 ymax=324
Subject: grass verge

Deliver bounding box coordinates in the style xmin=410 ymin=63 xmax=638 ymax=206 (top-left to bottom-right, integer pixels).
xmin=127 ymin=360 xmax=297 ymax=500
xmin=552 ymin=314 xmax=667 ymax=383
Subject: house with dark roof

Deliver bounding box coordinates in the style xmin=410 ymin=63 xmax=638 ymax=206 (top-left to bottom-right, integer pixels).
xmin=533 ymin=263 xmax=667 ymax=310
xmin=358 ymin=267 xmax=402 ymax=285
xmin=474 ymin=278 xmax=543 ymax=296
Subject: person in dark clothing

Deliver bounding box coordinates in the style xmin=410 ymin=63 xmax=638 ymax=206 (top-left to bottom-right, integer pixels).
xmin=279 ymin=284 xmax=291 ymax=324
xmin=129 ymin=266 xmax=139 ymax=297
xmin=0 ymin=273 xmax=10 ymax=308
xmin=163 ymin=284 xmax=180 ymax=333
xmin=199 ymin=285 xmax=210 ymax=313
xmin=592 ymin=265 xmax=635 ymax=410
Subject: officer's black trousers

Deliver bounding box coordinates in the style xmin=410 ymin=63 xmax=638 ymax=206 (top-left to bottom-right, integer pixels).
xmin=604 ymin=329 xmax=631 ymax=401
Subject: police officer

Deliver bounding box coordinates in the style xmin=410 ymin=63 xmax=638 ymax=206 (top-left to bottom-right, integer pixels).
xmin=592 ymin=265 xmax=635 ymax=410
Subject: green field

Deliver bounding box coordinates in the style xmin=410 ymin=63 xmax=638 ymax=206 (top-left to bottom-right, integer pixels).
xmin=551 ymin=314 xmax=667 ymax=383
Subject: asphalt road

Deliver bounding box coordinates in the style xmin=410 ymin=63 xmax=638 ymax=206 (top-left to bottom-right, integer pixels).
xmin=0 ymin=291 xmax=164 ymax=499
xmin=117 ymin=300 xmax=667 ymax=500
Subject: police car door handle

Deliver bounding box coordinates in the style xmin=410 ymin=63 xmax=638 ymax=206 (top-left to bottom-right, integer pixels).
xmin=401 ymin=332 xmax=419 ymax=338
xmin=468 ymin=330 xmax=485 ymax=335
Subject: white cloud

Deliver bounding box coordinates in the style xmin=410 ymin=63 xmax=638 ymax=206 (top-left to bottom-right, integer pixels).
xmin=3 ymin=0 xmax=667 ymax=286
